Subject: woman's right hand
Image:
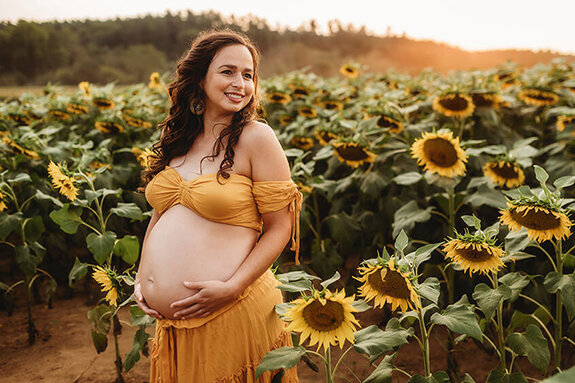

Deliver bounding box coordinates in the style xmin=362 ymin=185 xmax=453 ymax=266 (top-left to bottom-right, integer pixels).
xmin=134 ymin=280 xmax=164 ymax=320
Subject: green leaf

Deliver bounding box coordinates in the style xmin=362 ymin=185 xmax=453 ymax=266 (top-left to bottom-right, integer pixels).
xmin=392 ymin=201 xmax=433 ymax=238
xmin=499 ymin=272 xmax=530 ymax=302
xmin=541 ymin=365 xmax=575 ymax=382
xmin=461 ymin=374 xmax=477 ymax=383
xmin=417 ymin=277 xmax=440 ymax=305
xmin=464 ymin=185 xmax=507 ymax=209
xmin=0 ymin=212 xmax=22 ymax=241
xmin=91 ymin=329 xmax=108 ymax=353
xmin=86 ymin=231 xmax=117 ymax=265
xmin=534 ymin=165 xmax=549 ymax=185
xmin=68 ymin=257 xmax=89 ymax=288
xmin=325 ymin=213 xmax=361 ymax=249
xmin=34 ymin=189 xmax=63 ymax=208
xmin=554 ymin=176 xmax=575 ymax=191
xmin=9 ymin=173 xmax=31 ymax=183
xmin=276 ymin=279 xmax=314 ymax=293
xmin=275 ymin=271 xmax=321 ymax=283
xmin=352 ymin=299 xmax=371 ymax=312
xmin=124 ymin=327 xmax=150 ymax=372
xmin=461 ymin=215 xmax=481 ymax=231
xmin=407 ymin=243 xmax=442 ymax=272
xmin=354 ymin=319 xmax=413 ymax=363
xmin=49 ymin=204 xmax=83 ymax=234
xmin=507 ymin=324 xmax=550 ymax=373
xmin=472 ymin=283 xmax=512 ymax=320
xmin=255 ymin=346 xmax=306 ymax=378
xmin=23 ymin=216 xmax=45 ymax=244
xmin=408 ymin=371 xmax=450 ymax=383
xmin=110 ymin=202 xmax=145 ymax=221
xmin=394 ymin=230 xmax=409 ymax=253
xmin=544 ymin=272 xmax=575 ymax=321
xmin=430 ymin=297 xmax=483 ymax=341
xmin=129 ymin=305 xmax=155 ymax=327
xmin=363 ymin=354 xmax=394 ymax=383
xmin=87 ymin=304 xmax=113 ymax=334
xmin=504 ymin=229 xmax=530 ymax=254
xmin=15 ymin=244 xmax=43 ymax=276
xmin=359 ymin=170 xmax=390 ymax=198
xmin=113 ymin=235 xmax=140 ymax=265
xmin=320 ymin=271 xmax=341 ymax=289
xmin=486 ymin=370 xmax=527 ymax=383
xmin=393 ymin=172 xmax=423 ymax=186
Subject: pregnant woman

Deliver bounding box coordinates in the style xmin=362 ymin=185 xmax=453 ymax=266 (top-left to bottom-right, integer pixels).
xmin=133 ymin=29 xmax=300 ymax=382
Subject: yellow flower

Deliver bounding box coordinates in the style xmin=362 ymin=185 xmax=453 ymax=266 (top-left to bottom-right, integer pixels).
xmin=518 ymin=88 xmax=559 ymax=107
xmin=296 ymin=182 xmax=313 ymax=194
xmin=376 ymin=115 xmax=404 ymax=134
xmin=355 ymin=259 xmax=421 ymax=313
xmin=556 ymin=115 xmax=575 ymax=132
xmin=266 ymin=92 xmax=291 ymax=105
xmin=0 ymin=191 xmax=7 ymax=212
xmin=124 ymin=115 xmax=153 ymax=129
xmin=2 ymin=136 xmax=40 ymax=160
xmin=48 ymin=109 xmax=71 ymax=121
xmin=340 ymin=64 xmax=359 ymax=79
xmin=78 ymin=81 xmax=90 ymax=96
xmin=332 ymin=142 xmax=377 ymax=168
xmin=66 ymin=103 xmax=89 ymax=115
xmin=90 ymin=161 xmax=110 ymax=170
xmin=443 ymin=239 xmax=505 ymax=275
xmin=483 ymin=160 xmax=525 ymax=189
xmin=285 ymin=289 xmax=360 ymax=351
xmin=500 ymin=203 xmax=572 ymax=243
xmin=92 ymin=98 xmax=115 ymax=110
xmin=148 ymin=72 xmax=162 ymax=89
xmin=279 ymin=115 xmax=295 ymax=126
xmin=95 ymin=121 xmax=124 ymax=134
xmin=314 ymin=130 xmax=339 ymax=146
xmin=291 ymin=136 xmax=314 ymax=150
xmin=92 ymin=266 xmax=120 ymax=307
xmin=471 ymin=92 xmax=504 ymax=109
xmin=432 ymin=93 xmax=475 ymax=118
xmin=47 ymin=161 xmax=78 ymax=201
xmin=7 ymin=113 xmax=32 ymax=125
xmin=290 ymin=86 xmax=311 ymax=99
xmin=298 ymin=106 xmax=317 ymax=118
xmin=132 ymin=147 xmax=155 ymax=169
xmin=410 ymin=130 xmax=467 ymax=177
xmin=319 ymin=100 xmax=344 ymax=111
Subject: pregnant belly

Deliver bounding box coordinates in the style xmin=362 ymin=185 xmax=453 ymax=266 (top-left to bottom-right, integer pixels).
xmin=138 ymin=205 xmax=258 ymax=319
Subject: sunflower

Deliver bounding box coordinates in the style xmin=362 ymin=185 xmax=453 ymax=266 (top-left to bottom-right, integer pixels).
xmin=319 ymin=100 xmax=344 ymax=111
xmin=124 ymin=115 xmax=153 ymax=129
xmin=279 ymin=115 xmax=295 ymax=126
xmin=92 ymin=266 xmax=120 ymax=307
xmin=332 ymin=141 xmax=377 ymax=168
xmin=355 ymin=258 xmax=420 ymax=313
xmin=95 ymin=121 xmax=124 ymax=134
xmin=340 ymin=64 xmax=359 ymax=79
xmin=92 ymin=98 xmax=115 ymax=110
xmin=66 ymin=103 xmax=89 ymax=115
xmin=556 ymin=115 xmax=575 ymax=132
xmin=518 ymin=89 xmax=559 ymax=107
xmin=483 ymin=160 xmax=525 ymax=189
xmin=432 ymin=93 xmax=475 ymax=118
xmin=2 ymin=137 xmax=40 ymax=160
xmin=256 ymin=104 xmax=267 ymax=118
xmin=296 ymin=182 xmax=313 ymax=194
xmin=47 ymin=161 xmax=78 ymax=201
xmin=314 ymin=130 xmax=339 ymax=146
xmin=410 ymin=130 xmax=467 ymax=177
xmin=298 ymin=106 xmax=317 ymax=118
xmin=148 ymin=72 xmax=162 ymax=89
xmin=78 ymin=81 xmax=90 ymax=96
xmin=376 ymin=115 xmax=404 ymax=134
xmin=0 ymin=191 xmax=7 ymax=212
xmin=90 ymin=161 xmax=110 ymax=170
xmin=48 ymin=109 xmax=71 ymax=121
xmin=494 ymin=72 xmax=516 ymax=83
xmin=7 ymin=113 xmax=31 ymax=125
xmin=132 ymin=147 xmax=155 ymax=169
xmin=471 ymin=92 xmax=503 ymax=109
xmin=290 ymin=85 xmax=311 ymax=99
xmin=500 ymin=203 xmax=572 ymax=243
xmin=443 ymin=239 xmax=505 ymax=275
xmin=284 ymin=289 xmax=360 ymax=351
xmin=291 ymin=136 xmax=314 ymax=150
xmin=266 ymin=92 xmax=291 ymax=105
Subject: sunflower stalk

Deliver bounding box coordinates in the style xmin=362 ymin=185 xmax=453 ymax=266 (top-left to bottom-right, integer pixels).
xmin=325 ymin=346 xmax=334 ymax=383
xmin=553 ymin=239 xmax=563 ymax=372
xmin=493 ymin=273 xmax=507 ymax=372
xmin=417 ymin=307 xmax=432 ymax=377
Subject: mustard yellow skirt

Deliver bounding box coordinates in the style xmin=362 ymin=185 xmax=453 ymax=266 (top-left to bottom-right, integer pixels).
xmin=150 ymin=269 xmax=299 ymax=382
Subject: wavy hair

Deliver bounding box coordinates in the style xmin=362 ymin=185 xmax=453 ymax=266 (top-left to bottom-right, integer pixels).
xmin=142 ymin=28 xmax=261 ymax=187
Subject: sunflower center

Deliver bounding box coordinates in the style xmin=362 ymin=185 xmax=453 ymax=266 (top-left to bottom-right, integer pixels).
xmin=302 ymin=299 xmax=345 ymax=331
xmin=525 ymin=91 xmax=555 ymax=102
xmin=422 ymin=138 xmax=458 ymax=167
xmin=324 ymin=102 xmax=339 ymax=110
xmin=368 ymin=268 xmax=411 ymax=299
xmin=454 ymin=245 xmax=493 ymax=263
xmin=489 ymin=162 xmax=519 ymax=179
xmin=271 ymin=94 xmax=287 ymax=102
xmin=439 ymin=95 xmax=469 ymax=111
xmin=510 ymin=207 xmax=561 ymax=230
xmin=472 ymin=94 xmax=496 ymax=107
xmin=334 ymin=143 xmax=369 ymax=161
xmin=377 ymin=116 xmax=399 ymax=130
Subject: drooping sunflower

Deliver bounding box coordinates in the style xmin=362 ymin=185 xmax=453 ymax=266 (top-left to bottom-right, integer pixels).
xmin=95 ymin=121 xmax=124 ymax=134
xmin=0 ymin=191 xmax=7 ymax=212
xmin=295 ymin=182 xmax=313 ymax=194
xmin=132 ymin=147 xmax=155 ymax=169
xmin=78 ymin=81 xmax=90 ymax=96
xmin=314 ymin=130 xmax=339 ymax=146
xmin=266 ymin=91 xmax=291 ymax=105
xmin=290 ymin=85 xmax=311 ymax=99
xmin=92 ymin=98 xmax=115 ymax=110
xmin=376 ymin=115 xmax=405 ymax=134
xmin=284 ymin=289 xmax=360 ymax=351
xmin=518 ymin=88 xmax=559 ymax=107
xmin=340 ymin=64 xmax=359 ymax=79
xmin=298 ymin=106 xmax=318 ymax=118
xmin=355 ymin=258 xmax=420 ymax=313
xmin=90 ymin=161 xmax=110 ymax=170
xmin=279 ymin=115 xmax=295 ymax=126
xmin=500 ymin=202 xmax=572 ymax=243
xmin=124 ymin=115 xmax=153 ymax=129
xmin=291 ymin=136 xmax=314 ymax=150
xmin=332 ymin=141 xmax=377 ymax=168
xmin=443 ymin=238 xmax=505 ymax=275
xmin=48 ymin=109 xmax=71 ymax=121
xmin=148 ymin=72 xmax=162 ymax=90
xmin=410 ymin=130 xmax=467 ymax=177
xmin=471 ymin=92 xmax=503 ymax=109
xmin=7 ymin=113 xmax=32 ymax=125
xmin=483 ymin=160 xmax=525 ymax=189
xmin=47 ymin=161 xmax=78 ymax=201
xmin=432 ymin=93 xmax=475 ymax=118
xmin=92 ymin=266 xmax=121 ymax=307
xmin=66 ymin=103 xmax=89 ymax=115
xmin=2 ymin=136 xmax=40 ymax=160
xmin=319 ymin=100 xmax=344 ymax=111
xmin=556 ymin=115 xmax=575 ymax=132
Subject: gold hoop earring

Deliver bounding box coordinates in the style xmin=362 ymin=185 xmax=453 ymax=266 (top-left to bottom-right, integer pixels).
xmin=190 ymin=99 xmax=204 ymax=115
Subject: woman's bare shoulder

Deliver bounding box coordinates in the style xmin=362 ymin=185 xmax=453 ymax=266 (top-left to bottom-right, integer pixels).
xmin=240 ymin=120 xmax=279 ymax=146
xmin=241 ymin=120 xmax=290 ymax=181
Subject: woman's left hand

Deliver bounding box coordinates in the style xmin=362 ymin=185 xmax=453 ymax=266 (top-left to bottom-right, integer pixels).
xmin=170 ymin=280 xmax=240 ymax=319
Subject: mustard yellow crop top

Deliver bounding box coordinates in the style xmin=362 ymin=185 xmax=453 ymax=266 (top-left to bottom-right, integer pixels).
xmin=145 ymin=166 xmax=303 ymax=264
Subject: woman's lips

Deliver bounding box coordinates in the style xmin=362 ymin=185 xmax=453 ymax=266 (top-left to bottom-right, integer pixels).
xmin=225 ymin=92 xmax=244 ymax=103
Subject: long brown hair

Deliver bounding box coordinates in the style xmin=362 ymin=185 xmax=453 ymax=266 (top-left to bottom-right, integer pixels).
xmin=142 ymin=28 xmax=261 ymax=186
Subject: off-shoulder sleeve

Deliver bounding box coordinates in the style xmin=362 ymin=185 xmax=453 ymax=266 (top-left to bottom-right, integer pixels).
xmin=252 ymin=180 xmax=303 ymax=265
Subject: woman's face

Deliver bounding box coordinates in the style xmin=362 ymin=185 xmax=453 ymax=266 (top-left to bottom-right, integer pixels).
xmin=201 ymin=44 xmax=255 ymax=117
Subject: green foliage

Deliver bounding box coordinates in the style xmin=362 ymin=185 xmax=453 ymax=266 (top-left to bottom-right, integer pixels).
xmin=507 ymin=324 xmax=550 ymax=373
xmin=255 ymin=346 xmax=306 ymax=378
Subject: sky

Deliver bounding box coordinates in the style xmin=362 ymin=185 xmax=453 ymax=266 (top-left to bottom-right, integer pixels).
xmin=1 ymin=0 xmax=574 ymax=55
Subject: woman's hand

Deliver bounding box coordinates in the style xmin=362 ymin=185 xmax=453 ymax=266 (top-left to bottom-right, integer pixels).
xmin=170 ymin=280 xmax=241 ymax=319
xmin=134 ymin=281 xmax=164 ymax=320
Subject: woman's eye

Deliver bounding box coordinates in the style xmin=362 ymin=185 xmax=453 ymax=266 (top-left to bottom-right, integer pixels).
xmin=222 ymin=70 xmax=232 ymax=75
xmin=243 ymin=73 xmax=253 ymax=80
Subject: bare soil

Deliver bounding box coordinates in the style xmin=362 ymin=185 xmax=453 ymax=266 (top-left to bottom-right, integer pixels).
xmin=0 ymin=296 xmax=552 ymax=383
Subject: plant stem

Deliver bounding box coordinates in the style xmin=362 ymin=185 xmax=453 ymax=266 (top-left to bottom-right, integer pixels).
xmin=25 ymin=275 xmax=36 ymax=345
xmin=493 ymin=273 xmax=507 ymax=372
xmin=325 ymin=346 xmax=334 ymax=383
xmin=417 ymin=308 xmax=431 ymax=377
xmin=112 ymin=315 xmax=125 ymax=383
xmin=554 ymin=240 xmax=563 ymax=371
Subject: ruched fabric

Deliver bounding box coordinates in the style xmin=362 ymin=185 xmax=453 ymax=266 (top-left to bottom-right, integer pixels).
xmin=149 ymin=269 xmax=299 ymax=382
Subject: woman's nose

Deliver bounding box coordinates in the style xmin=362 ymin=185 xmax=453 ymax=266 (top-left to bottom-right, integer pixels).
xmin=231 ymin=73 xmax=244 ymax=88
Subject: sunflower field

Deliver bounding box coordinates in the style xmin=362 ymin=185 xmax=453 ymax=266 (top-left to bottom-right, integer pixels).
xmin=1 ymin=59 xmax=575 ymax=382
